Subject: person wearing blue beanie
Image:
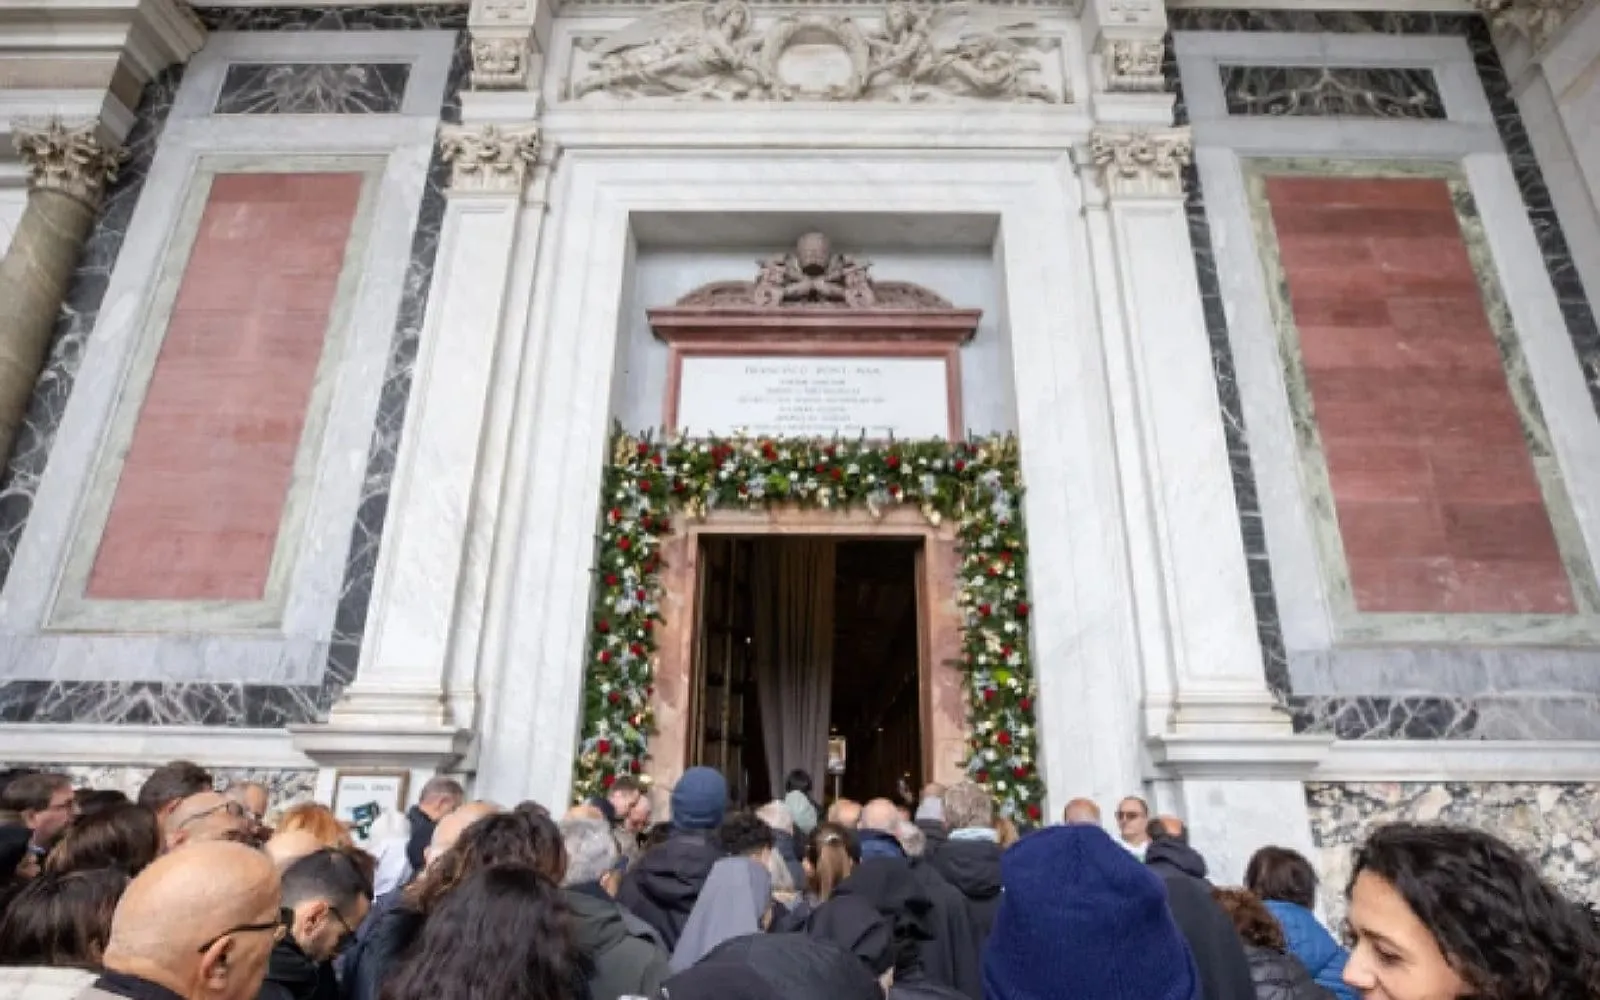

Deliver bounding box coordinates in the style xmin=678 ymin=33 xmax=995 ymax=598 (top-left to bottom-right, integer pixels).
xmin=982 ymin=825 xmax=1200 ymax=1000
xmin=619 ymin=767 xmax=729 ymax=950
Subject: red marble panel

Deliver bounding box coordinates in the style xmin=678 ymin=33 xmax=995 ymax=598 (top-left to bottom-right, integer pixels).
xmin=1265 ymin=175 xmax=1574 ymax=615
xmin=86 ymin=171 xmax=363 ymax=601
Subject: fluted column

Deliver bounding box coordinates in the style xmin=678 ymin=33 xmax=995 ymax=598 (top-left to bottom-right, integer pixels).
xmin=0 ymin=120 xmax=122 ymax=466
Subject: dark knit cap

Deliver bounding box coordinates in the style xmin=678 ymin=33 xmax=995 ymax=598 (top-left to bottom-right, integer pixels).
xmin=982 ymin=825 xmax=1199 ymax=1000
xmin=671 ymin=767 xmax=728 ymax=832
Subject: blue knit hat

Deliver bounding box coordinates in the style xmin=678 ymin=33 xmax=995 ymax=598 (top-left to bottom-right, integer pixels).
xmin=671 ymin=766 xmax=728 ymax=831
xmin=983 ymin=825 xmax=1199 ymax=1000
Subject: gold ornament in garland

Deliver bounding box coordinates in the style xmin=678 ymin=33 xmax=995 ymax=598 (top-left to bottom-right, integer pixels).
xmin=576 ymin=428 xmax=1044 ymax=821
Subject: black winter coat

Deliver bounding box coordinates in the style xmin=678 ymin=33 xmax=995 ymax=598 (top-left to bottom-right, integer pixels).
xmin=1146 ymin=839 xmax=1211 ymax=883
xmin=258 ymin=940 xmax=339 ymax=1000
xmin=339 ymin=899 xmax=423 ymax=1000
xmin=1243 ymin=945 xmax=1335 ymax=1000
xmin=402 ymin=807 xmax=434 ymax=874
xmin=617 ymin=831 xmax=723 ymax=951
xmin=1153 ymin=868 xmax=1258 ymax=1000
xmin=928 ymin=839 xmax=1002 ymax=980
xmin=660 ymin=934 xmax=881 ymax=1000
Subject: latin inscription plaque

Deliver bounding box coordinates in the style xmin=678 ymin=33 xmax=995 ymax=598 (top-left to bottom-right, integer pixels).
xmin=676 ymin=356 xmax=951 ymax=439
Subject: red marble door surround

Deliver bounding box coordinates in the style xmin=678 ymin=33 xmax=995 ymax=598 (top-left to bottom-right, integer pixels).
xmin=648 ymin=506 xmax=969 ymax=794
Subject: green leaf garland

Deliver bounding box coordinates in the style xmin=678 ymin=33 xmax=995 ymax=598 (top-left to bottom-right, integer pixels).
xmin=574 ymin=429 xmax=1044 ymax=822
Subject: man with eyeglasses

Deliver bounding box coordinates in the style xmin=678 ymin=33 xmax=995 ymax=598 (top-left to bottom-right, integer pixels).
xmin=0 ymin=771 xmax=77 ymax=857
xmin=259 ymin=849 xmax=373 ymax=1000
xmin=82 ymin=841 xmax=281 ymax=1000
xmin=165 ymin=792 xmax=254 ymax=852
xmin=1114 ymin=796 xmax=1151 ymax=860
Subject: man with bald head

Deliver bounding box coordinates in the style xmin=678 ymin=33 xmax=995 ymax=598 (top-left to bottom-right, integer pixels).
xmin=86 ymin=841 xmax=282 ymax=1000
xmin=826 ymin=798 xmax=861 ymax=829
xmin=165 ymin=792 xmax=252 ymax=851
xmin=1062 ymin=797 xmax=1101 ymax=826
xmin=422 ymin=799 xmax=499 ymax=869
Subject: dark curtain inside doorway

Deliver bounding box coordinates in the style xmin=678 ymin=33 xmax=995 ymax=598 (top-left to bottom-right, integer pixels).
xmin=751 ymin=539 xmax=836 ymax=796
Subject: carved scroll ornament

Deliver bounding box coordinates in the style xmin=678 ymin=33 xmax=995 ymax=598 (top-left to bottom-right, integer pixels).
xmin=569 ymin=0 xmax=1065 ymax=104
xmin=675 ymin=232 xmax=954 ymax=310
xmin=1472 ymin=0 xmax=1585 ymax=48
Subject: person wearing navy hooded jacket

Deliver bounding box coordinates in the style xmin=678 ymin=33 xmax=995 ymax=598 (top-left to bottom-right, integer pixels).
xmin=1245 ymin=846 xmax=1358 ymax=1000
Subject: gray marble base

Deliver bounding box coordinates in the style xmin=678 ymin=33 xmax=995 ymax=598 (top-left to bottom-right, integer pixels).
xmin=1306 ymin=781 xmax=1600 ymax=927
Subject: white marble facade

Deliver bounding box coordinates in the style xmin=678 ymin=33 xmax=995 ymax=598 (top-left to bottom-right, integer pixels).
xmin=0 ymin=0 xmax=1599 ymax=893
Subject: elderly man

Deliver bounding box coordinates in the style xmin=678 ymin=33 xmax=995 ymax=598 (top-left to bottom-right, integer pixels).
xmin=930 ymin=782 xmax=1003 ymax=976
xmin=136 ymin=761 xmax=215 ymax=825
xmin=1062 ymin=798 xmax=1102 ymax=826
xmin=82 ymin=841 xmax=281 ymax=1000
xmin=165 ymin=791 xmax=252 ymax=851
xmin=0 ymin=771 xmax=76 ymax=856
xmin=561 ymin=817 xmax=670 ymax=999
xmin=403 ymin=776 xmax=464 ymax=873
xmin=260 ymin=849 xmax=373 ymax=1000
xmin=1115 ymin=795 xmax=1152 ymax=860
xmin=827 ymin=798 xmax=862 ymax=829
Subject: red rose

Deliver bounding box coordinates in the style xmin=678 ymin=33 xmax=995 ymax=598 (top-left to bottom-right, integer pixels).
xmin=598 ymin=738 xmax=612 ymax=754
xmin=978 ymin=603 xmax=991 ymax=617
xmin=651 ymin=453 xmax=662 ymax=467
xmin=954 ymin=460 xmax=966 ymax=472
xmin=825 ymin=445 xmax=836 ymax=457
xmin=598 ymin=651 xmax=611 ymax=664
xmin=642 ymin=620 xmax=653 ymax=632
xmin=1013 ymin=765 xmax=1027 ymax=778
xmin=815 ymin=463 xmax=825 ymax=474
xmin=997 ymin=731 xmax=1012 ymax=746
xmin=629 ymin=643 xmax=644 ymax=656
xmin=1000 ymin=551 xmax=1012 ymax=563
xmin=831 ymin=469 xmax=842 ymax=481
xmin=1026 ymin=803 xmax=1041 ymax=821
xmin=983 ymin=688 xmax=995 ymax=702
xmin=597 ymin=620 xmax=610 ymax=633
xmin=636 ymin=588 xmax=646 ymax=601
xmin=987 ymin=565 xmax=1000 ymax=577
xmin=887 ymin=455 xmax=900 ymax=469
xmin=1016 ymin=602 xmax=1029 ymax=617
xmin=629 ymin=760 xmax=641 ymax=773
xmin=605 ymin=574 xmax=618 ymax=586
xmin=639 ymin=479 xmax=652 ymax=492
xmin=637 ymin=443 xmax=648 ymax=456
xmin=673 ymin=481 xmax=685 ymax=493
xmin=618 ymin=538 xmax=631 ymax=551
xmin=890 ymin=485 xmax=902 ymax=498
xmin=1001 ymin=645 xmax=1012 ymax=657
xmin=1020 ymin=697 xmax=1032 ymax=712
xmin=976 ymin=770 xmax=989 ymax=783
xmin=608 ymin=691 xmax=621 ymax=704
xmin=602 ymin=774 xmax=615 ymax=788
xmin=640 ymin=516 xmax=652 ymax=530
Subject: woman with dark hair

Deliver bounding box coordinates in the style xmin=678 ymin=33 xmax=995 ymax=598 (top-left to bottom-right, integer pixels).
xmin=344 ymin=809 xmax=567 ymax=1000
xmin=0 ymin=868 xmax=128 ymax=999
xmin=1245 ymin=846 xmax=1354 ymax=1000
xmin=1344 ymin=823 xmax=1600 ymax=1000
xmin=44 ymin=804 xmax=162 ymax=877
xmin=1211 ymin=887 xmax=1332 ymax=1000
xmin=380 ymin=865 xmax=586 ymax=1000
xmin=71 ymin=791 xmax=128 ymax=818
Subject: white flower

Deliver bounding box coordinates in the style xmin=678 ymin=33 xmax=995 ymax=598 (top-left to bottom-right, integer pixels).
xmin=848 ymin=464 xmax=860 ymax=475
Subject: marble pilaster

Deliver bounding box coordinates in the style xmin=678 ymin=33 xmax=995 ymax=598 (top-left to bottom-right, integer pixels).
xmin=292 ymin=121 xmax=542 ymax=776
xmin=0 ymin=122 xmax=121 ymax=468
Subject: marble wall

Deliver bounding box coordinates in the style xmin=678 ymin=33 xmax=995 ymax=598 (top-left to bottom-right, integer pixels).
xmin=1306 ymin=781 xmax=1600 ymax=925
xmin=1172 ymin=11 xmax=1600 ymax=738
xmin=0 ymin=8 xmax=467 ymax=727
xmin=0 ymin=762 xmax=316 ymax=813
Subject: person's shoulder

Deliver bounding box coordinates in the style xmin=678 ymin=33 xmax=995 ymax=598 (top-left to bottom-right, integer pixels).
xmin=0 ymin=967 xmax=96 ymax=1000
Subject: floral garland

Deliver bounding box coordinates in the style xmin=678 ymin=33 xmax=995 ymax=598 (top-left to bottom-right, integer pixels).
xmin=575 ymin=430 xmax=1044 ymax=821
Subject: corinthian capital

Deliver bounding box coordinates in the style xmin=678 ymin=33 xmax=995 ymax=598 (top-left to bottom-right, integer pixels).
xmin=1473 ymin=0 xmax=1584 ymax=49
xmin=438 ymin=123 xmax=541 ymax=194
xmin=1088 ymin=127 xmax=1192 ymax=199
xmin=12 ymin=119 xmax=125 ymax=207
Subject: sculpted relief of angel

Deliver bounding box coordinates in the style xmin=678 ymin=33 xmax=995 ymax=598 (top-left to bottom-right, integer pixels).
xmin=571 ymin=0 xmax=769 ymax=99
xmin=865 ymin=2 xmax=1059 ymax=102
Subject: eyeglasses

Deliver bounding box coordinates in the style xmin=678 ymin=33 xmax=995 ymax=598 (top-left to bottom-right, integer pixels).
xmin=1115 ymin=811 xmax=1145 ymax=821
xmin=196 ymin=907 xmax=292 ymax=953
xmin=177 ymin=800 xmax=249 ymax=830
xmin=328 ymin=906 xmax=359 ymax=955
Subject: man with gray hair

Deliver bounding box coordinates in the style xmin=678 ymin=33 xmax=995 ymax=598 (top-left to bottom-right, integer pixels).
xmin=931 ymin=781 xmax=1004 ymax=967
xmin=403 ymin=776 xmax=463 ymax=873
xmin=559 ymin=817 xmax=670 ymax=999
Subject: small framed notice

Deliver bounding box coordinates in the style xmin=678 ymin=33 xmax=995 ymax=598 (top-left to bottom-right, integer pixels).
xmin=332 ymin=771 xmax=409 ymax=844
xmin=827 ymin=736 xmax=848 ymax=775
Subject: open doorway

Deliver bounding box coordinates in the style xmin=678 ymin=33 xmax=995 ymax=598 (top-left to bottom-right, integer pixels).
xmin=690 ymin=536 xmax=924 ymax=809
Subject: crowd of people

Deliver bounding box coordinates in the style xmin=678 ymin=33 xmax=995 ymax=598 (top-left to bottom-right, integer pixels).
xmin=0 ymin=762 xmax=1596 ymax=1000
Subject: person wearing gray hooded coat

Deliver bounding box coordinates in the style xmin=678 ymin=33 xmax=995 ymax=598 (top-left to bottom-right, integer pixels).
xmin=668 ymin=857 xmax=772 ymax=973
xmin=560 ymin=818 xmax=671 ymax=1000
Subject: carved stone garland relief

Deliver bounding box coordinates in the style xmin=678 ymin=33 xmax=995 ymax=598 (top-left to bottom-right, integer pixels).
xmin=567 ymin=0 xmax=1068 ymax=103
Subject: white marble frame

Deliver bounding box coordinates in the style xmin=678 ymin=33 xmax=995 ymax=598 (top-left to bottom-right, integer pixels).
xmin=0 ymin=33 xmax=453 ymax=685
xmin=1179 ymin=32 xmax=1600 ymax=669
xmin=469 ymin=151 xmax=1150 ymax=812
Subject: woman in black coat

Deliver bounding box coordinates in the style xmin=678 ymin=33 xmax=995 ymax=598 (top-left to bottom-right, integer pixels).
xmin=1211 ymin=887 xmax=1333 ymax=1000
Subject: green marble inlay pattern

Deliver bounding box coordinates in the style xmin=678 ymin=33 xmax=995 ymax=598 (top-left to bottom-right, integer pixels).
xmin=1245 ymin=157 xmax=1600 ymax=645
